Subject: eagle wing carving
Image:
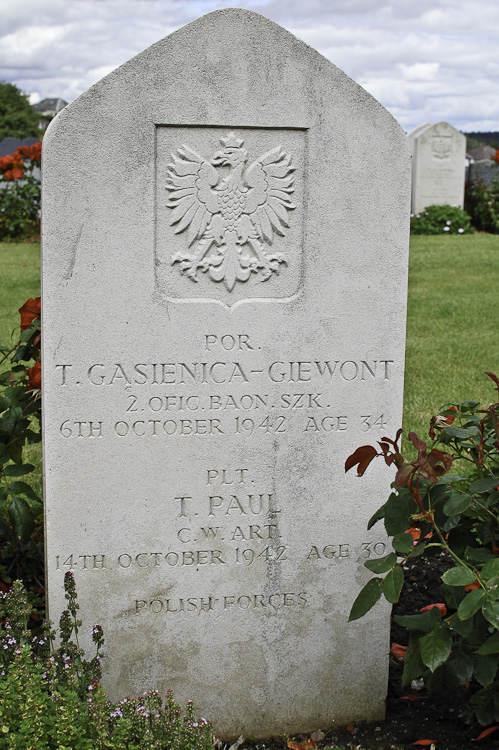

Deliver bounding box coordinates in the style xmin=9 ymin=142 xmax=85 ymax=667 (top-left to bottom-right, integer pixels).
xmin=165 ymin=146 xmax=219 ymax=248
xmin=244 ymin=146 xmax=295 ymax=244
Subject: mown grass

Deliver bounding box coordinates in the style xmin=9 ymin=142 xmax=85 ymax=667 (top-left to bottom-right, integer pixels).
xmin=1 ymin=234 xmax=498 ymax=469
xmin=403 ymin=233 xmax=499 ymax=450
xmin=0 ymin=241 xmax=40 ymax=348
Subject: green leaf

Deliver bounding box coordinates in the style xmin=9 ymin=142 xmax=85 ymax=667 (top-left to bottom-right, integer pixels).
xmin=11 ymin=344 xmax=29 ymax=363
xmin=408 ymin=543 xmax=427 ymax=558
xmin=383 ymin=565 xmax=404 ymax=603
xmin=482 ymin=600 xmax=499 ymax=629
xmin=3 ymin=463 xmax=35 ymax=477
xmin=348 ymin=578 xmax=383 ymax=622
xmin=401 ymin=633 xmax=425 ymax=687
xmin=446 ymin=643 xmax=474 ymax=683
xmin=7 ymin=442 xmax=22 ymax=465
xmin=365 ymin=552 xmax=397 ymax=574
xmin=469 ymin=477 xmax=499 ymax=494
xmin=443 ymin=493 xmax=472 ymax=516
xmin=465 ymin=546 xmax=493 ymax=563
xmin=394 ymin=606 xmax=441 ymax=632
xmin=474 ymin=654 xmax=497 ymax=687
xmin=458 ymin=588 xmax=486 ymax=620
xmin=419 ymin=624 xmax=452 ymax=672
xmin=440 ymin=514 xmax=460 ymax=533
xmin=476 ymin=631 xmax=499 ymax=655
xmin=367 ymin=504 xmax=385 ymax=530
xmin=383 ymin=492 xmax=414 ymax=536
xmin=462 ymin=400 xmax=480 ymax=409
xmin=480 ymin=558 xmax=499 ymax=581
xmin=441 ymin=566 xmax=476 ymax=586
xmin=8 ymin=481 xmax=40 ymax=502
xmin=392 ymin=532 xmax=415 ymax=554
xmin=449 ymin=613 xmax=473 ymax=637
xmin=444 ymin=426 xmax=473 ymax=439
xmin=9 ymin=497 xmax=34 ymax=542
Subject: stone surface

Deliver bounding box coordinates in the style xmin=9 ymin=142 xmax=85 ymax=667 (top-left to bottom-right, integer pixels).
xmin=42 ymin=9 xmax=410 ymax=739
xmin=469 ymin=159 xmax=498 ymax=186
xmin=408 ymin=121 xmax=466 ymax=213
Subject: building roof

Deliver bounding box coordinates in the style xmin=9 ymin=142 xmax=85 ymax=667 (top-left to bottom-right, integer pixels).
xmin=32 ymin=98 xmax=68 ymax=115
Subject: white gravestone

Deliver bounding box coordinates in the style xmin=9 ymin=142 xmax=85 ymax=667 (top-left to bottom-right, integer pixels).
xmin=42 ymin=10 xmax=410 ymax=739
xmin=408 ymin=121 xmax=466 ymax=213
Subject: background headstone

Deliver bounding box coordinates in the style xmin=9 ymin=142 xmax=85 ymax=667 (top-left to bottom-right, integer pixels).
xmin=42 ymin=9 xmax=410 ymax=739
xmin=408 ymin=121 xmax=466 ymax=213
xmin=468 ymin=144 xmax=497 ymax=161
xmin=469 ymin=159 xmax=498 ymax=186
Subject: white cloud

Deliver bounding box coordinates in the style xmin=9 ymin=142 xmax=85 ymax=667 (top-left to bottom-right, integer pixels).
xmin=0 ymin=0 xmax=498 ymax=132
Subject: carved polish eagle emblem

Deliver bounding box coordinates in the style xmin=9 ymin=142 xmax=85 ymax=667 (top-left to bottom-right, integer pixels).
xmin=166 ymin=132 xmax=295 ymax=291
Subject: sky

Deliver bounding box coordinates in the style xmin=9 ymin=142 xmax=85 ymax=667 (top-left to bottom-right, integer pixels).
xmin=0 ymin=0 xmax=498 ymax=134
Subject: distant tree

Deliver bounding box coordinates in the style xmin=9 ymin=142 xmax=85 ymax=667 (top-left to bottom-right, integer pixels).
xmin=0 ymin=82 xmax=41 ymax=142
xmin=466 ymin=135 xmax=479 ymax=151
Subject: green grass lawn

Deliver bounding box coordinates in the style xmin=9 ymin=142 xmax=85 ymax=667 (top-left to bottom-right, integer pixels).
xmin=0 ymin=241 xmax=40 ymax=348
xmin=404 ymin=233 xmax=499 ymax=448
xmin=1 ymin=234 xmax=498 ymax=465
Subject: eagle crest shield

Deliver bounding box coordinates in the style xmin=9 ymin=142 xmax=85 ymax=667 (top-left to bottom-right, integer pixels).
xmin=166 ymin=132 xmax=295 ymax=292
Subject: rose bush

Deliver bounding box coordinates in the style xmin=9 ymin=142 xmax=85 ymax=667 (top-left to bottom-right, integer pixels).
xmin=0 ymin=297 xmax=42 ymax=601
xmin=347 ymin=373 xmax=499 ymax=726
xmin=0 ymin=142 xmax=42 ymax=240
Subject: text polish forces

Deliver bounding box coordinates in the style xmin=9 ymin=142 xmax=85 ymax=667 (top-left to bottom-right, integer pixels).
xmin=135 ymin=592 xmax=308 ymax=614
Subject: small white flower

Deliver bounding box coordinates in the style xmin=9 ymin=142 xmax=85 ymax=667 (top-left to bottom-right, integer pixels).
xmin=458 ymin=228 xmax=464 ymax=233
xmin=446 ymin=220 xmax=451 ymax=225
xmin=443 ymin=226 xmax=450 ymax=231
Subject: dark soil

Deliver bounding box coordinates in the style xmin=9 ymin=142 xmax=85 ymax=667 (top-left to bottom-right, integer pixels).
xmin=238 ymin=555 xmax=499 ymax=750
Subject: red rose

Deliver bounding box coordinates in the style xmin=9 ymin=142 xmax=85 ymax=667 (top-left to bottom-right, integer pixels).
xmin=19 ymin=297 xmax=41 ymax=331
xmin=0 ymin=154 xmax=14 ymax=172
xmin=27 ymin=361 xmax=41 ymax=390
xmin=29 ymin=142 xmax=42 ymax=163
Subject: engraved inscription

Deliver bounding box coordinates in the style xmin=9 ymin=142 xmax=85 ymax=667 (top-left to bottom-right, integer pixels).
xmin=134 ymin=592 xmax=308 ymax=614
xmin=166 ymin=132 xmax=295 ymax=291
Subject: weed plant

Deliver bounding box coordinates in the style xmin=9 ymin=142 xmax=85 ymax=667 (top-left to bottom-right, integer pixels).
xmin=0 ymin=574 xmax=213 ymax=750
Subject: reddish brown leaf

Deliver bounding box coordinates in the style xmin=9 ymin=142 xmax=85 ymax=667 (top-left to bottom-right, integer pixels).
xmin=287 ymin=740 xmax=317 ymax=750
xmin=413 ymin=741 xmax=439 ymax=746
xmin=485 ymin=372 xmax=499 ymax=388
xmin=472 ymin=726 xmax=499 ymax=741
xmin=345 ymin=445 xmax=378 ymax=476
xmin=408 ymin=431 xmax=427 ymax=453
xmin=390 ymin=643 xmax=408 ymax=659
xmin=394 ymin=463 xmax=413 ymax=488
xmin=400 ymin=693 xmax=419 ymax=701
xmin=420 ymin=603 xmax=447 ymax=617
